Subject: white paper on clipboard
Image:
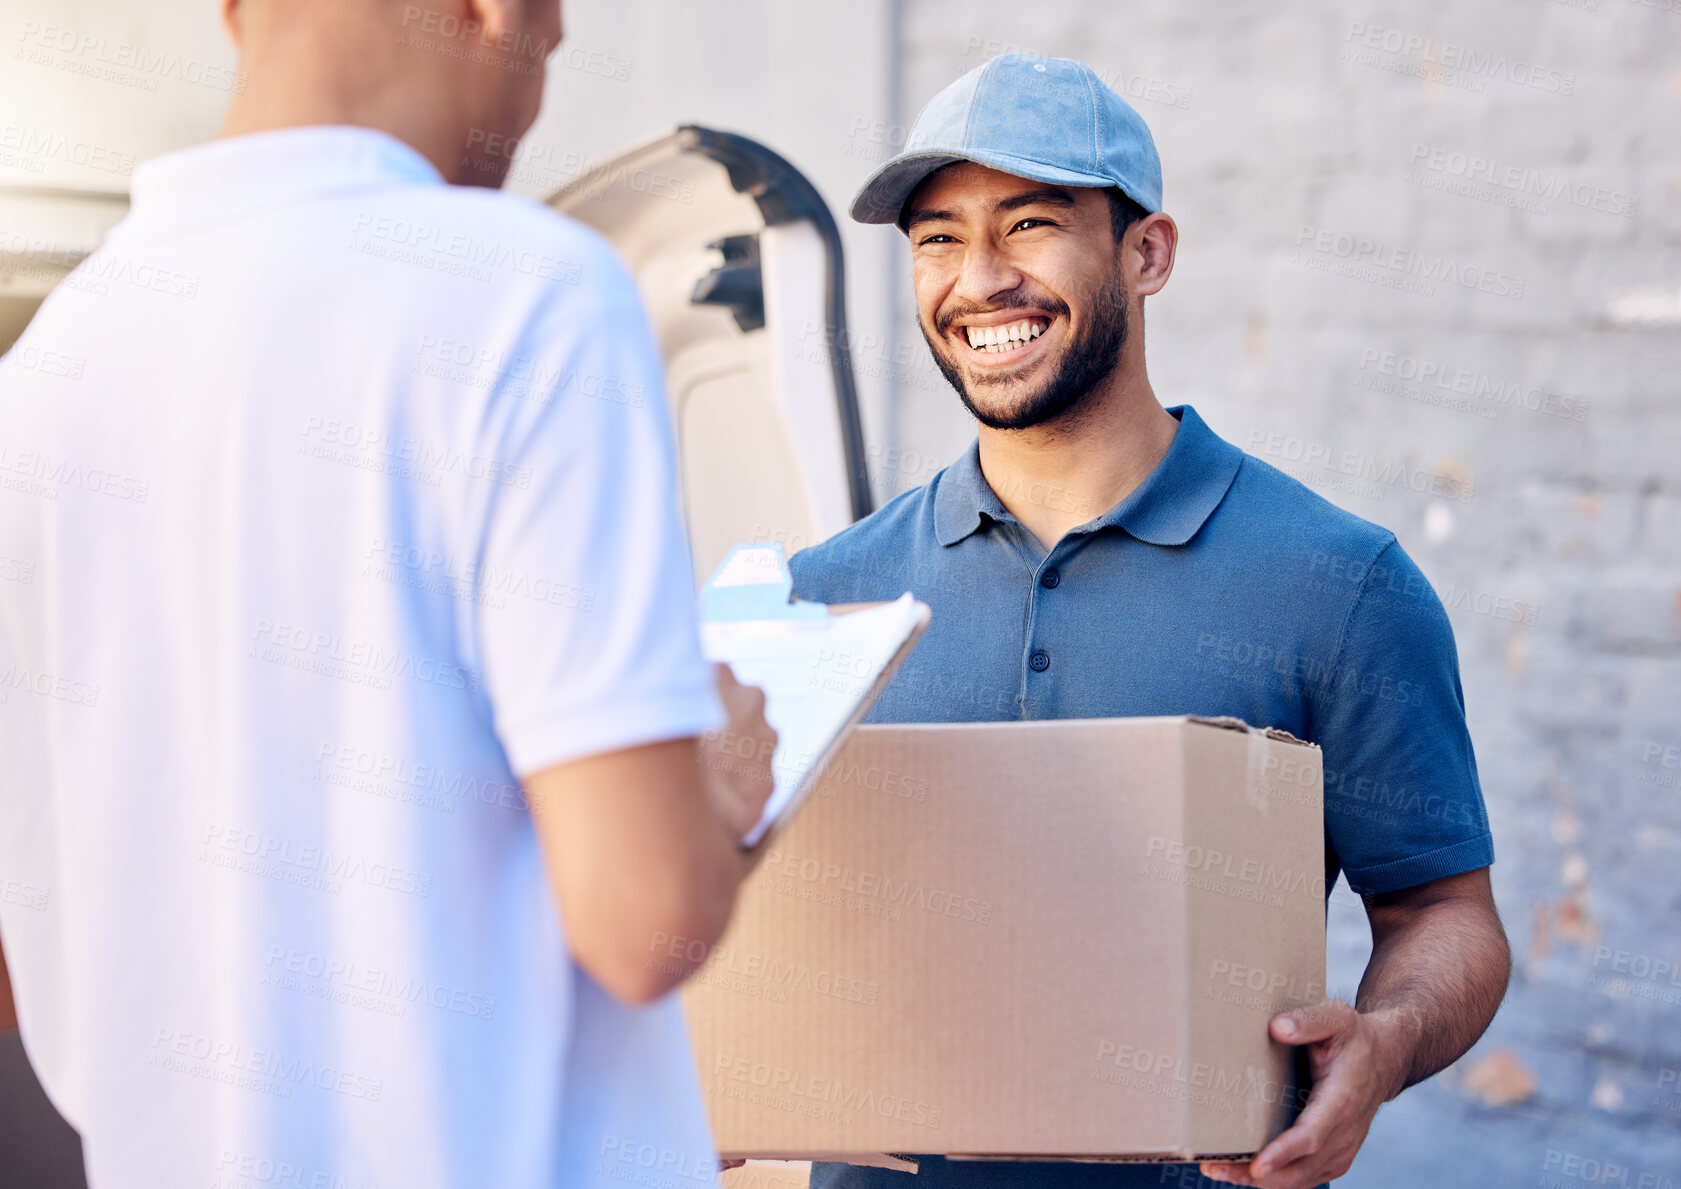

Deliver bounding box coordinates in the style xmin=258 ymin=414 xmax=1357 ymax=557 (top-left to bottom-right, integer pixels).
xmin=699 ymin=544 xmax=930 ymax=849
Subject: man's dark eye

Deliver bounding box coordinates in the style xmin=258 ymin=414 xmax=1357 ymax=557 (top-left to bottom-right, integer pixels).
xmin=917 ymin=233 xmax=957 ymax=246
xmin=1012 ymin=218 xmax=1054 ymax=232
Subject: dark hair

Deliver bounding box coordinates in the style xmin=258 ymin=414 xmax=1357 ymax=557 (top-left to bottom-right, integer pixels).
xmin=1106 ymin=187 xmax=1148 ymax=245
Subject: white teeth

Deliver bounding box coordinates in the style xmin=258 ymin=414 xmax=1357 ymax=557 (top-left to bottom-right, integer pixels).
xmin=965 ymin=319 xmax=1048 ymax=352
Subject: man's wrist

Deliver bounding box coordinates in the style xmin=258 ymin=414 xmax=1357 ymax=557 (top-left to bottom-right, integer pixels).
xmin=1358 ymin=1003 xmax=1423 ymax=1102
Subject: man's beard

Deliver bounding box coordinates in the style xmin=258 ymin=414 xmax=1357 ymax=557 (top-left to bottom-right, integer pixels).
xmin=922 ymin=274 xmax=1130 ymax=431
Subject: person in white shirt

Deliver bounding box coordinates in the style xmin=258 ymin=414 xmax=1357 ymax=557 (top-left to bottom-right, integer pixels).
xmin=0 ymin=1 xmax=780 ymax=1185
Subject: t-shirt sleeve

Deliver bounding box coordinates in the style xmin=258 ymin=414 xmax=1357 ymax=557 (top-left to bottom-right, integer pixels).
xmin=1311 ymin=537 xmax=1494 ymax=895
xmin=471 ymin=286 xmax=722 ymax=779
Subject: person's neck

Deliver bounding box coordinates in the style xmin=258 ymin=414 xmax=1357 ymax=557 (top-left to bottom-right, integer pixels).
xmin=217 ymin=52 xmax=474 ymax=185
xmin=975 ymin=367 xmax=1179 ymax=552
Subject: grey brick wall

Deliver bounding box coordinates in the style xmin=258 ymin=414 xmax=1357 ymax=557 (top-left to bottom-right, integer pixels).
xmin=878 ymin=1 xmax=1681 ymax=1182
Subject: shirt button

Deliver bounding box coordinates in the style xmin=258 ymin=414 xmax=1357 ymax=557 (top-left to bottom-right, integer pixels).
xmin=1040 ymin=569 xmax=1060 ymax=589
xmin=1029 ymin=650 xmax=1051 ymax=672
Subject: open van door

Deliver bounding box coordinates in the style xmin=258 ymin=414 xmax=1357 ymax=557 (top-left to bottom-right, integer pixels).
xmin=547 ymin=126 xmax=871 ymax=583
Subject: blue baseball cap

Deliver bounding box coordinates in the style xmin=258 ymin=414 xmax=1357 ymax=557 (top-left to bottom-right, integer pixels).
xmin=850 ymin=54 xmax=1163 ymax=226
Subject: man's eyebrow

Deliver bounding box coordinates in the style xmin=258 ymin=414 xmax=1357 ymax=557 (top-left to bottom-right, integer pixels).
xmin=903 ymin=207 xmax=958 ymax=231
xmin=996 ymin=189 xmax=1078 ymax=214
xmin=902 ymin=189 xmax=1078 ymax=231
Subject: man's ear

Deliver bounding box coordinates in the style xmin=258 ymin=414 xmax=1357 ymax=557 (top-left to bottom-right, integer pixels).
xmin=466 ymin=0 xmax=520 ymax=45
xmin=221 ymin=0 xmax=243 ymax=47
xmin=1129 ymin=211 xmax=1179 ymax=299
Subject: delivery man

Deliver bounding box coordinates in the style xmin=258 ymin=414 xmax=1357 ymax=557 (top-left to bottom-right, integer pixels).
xmin=0 ymin=1 xmax=776 ymax=1186
xmin=792 ymin=55 xmax=1510 ymax=1189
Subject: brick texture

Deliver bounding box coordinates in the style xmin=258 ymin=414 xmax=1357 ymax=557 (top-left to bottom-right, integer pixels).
xmin=878 ymin=1 xmax=1681 ymax=1181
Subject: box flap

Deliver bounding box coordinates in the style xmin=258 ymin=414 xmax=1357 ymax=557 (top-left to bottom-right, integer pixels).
xmin=1186 ymin=715 xmax=1315 ymax=750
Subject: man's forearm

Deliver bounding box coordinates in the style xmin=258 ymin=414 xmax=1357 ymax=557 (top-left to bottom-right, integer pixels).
xmin=1354 ymin=868 xmax=1510 ymax=1099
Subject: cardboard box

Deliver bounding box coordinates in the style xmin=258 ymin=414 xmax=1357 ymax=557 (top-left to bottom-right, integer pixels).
xmin=721 ymin=1162 xmax=813 ymax=1189
xmin=681 ymin=716 xmax=1326 ymax=1167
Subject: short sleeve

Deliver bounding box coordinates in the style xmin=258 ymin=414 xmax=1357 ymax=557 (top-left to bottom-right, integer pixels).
xmin=472 ymin=289 xmax=722 ymax=779
xmin=1310 ymin=538 xmax=1494 ymax=895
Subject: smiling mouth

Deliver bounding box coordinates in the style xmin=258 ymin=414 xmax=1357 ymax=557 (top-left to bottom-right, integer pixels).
xmin=960 ymin=315 xmax=1051 ymax=357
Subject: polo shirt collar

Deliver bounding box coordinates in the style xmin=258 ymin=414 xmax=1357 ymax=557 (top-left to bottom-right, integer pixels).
xmin=933 ymin=439 xmax=1011 ymax=546
xmin=933 ymin=404 xmax=1244 ymax=548
xmin=126 ymin=125 xmax=444 ymax=232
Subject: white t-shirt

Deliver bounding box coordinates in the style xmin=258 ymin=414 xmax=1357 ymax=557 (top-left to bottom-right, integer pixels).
xmin=0 ymin=126 xmax=726 ymax=1189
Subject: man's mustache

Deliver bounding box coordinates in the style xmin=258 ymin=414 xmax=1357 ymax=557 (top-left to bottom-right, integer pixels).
xmin=933 ymin=292 xmax=1072 ymax=337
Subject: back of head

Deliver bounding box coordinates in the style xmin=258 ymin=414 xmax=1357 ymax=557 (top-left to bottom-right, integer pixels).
xmin=221 ymin=0 xmax=563 ymax=187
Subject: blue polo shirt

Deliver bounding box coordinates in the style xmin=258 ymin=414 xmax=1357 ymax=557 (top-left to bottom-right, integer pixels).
xmin=791 ymin=405 xmax=1492 ymax=1189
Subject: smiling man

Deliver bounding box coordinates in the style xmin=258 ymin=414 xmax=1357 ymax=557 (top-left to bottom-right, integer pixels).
xmin=792 ymin=55 xmax=1510 ymax=1189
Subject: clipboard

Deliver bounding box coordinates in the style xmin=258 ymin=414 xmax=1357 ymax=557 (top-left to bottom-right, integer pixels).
xmin=699 ymin=544 xmax=931 ymax=849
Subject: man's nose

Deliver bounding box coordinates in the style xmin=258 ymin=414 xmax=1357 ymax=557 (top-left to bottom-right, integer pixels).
xmin=951 ymin=244 xmax=1024 ymax=307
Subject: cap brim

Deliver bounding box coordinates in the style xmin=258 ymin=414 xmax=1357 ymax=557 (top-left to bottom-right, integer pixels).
xmin=848 ymin=148 xmax=1119 ymax=225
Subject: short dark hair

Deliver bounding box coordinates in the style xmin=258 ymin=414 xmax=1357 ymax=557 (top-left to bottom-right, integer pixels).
xmin=1106 ymin=187 xmax=1148 ymax=245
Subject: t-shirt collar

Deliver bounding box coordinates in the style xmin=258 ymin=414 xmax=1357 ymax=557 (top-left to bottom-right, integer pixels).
xmin=125 ymin=125 xmax=445 ymax=232
xmin=933 ymin=404 xmax=1245 ymax=548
